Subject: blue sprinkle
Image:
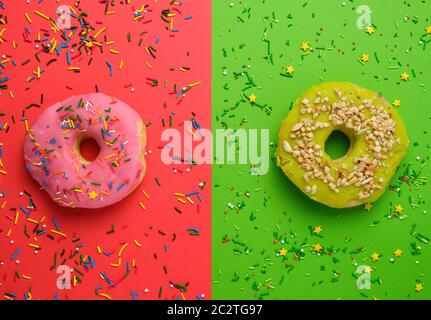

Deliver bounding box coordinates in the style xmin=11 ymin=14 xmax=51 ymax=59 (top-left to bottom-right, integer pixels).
xmin=19 ymin=206 xmax=30 ymax=216
xmin=11 ymin=247 xmax=22 ymax=260
xmin=116 ymin=182 xmax=126 ymax=191
xmin=53 ymin=217 xmax=60 ymax=230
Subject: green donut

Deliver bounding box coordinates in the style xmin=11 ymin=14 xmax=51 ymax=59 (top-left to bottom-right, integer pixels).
xmin=276 ymin=82 xmax=409 ymax=208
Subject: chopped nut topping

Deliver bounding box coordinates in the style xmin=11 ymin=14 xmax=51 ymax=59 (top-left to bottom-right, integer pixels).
xmin=285 ymin=89 xmax=397 ymax=200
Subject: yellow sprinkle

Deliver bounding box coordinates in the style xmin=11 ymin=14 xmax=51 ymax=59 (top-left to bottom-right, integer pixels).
xmin=132 ymin=258 xmax=136 ymax=267
xmin=97 ymin=246 xmax=102 ymax=254
xmin=99 ymin=293 xmax=112 ymax=300
xmin=180 ymin=292 xmax=186 ymax=300
xmin=118 ymin=242 xmax=128 ymax=257
xmin=0 ymin=169 xmax=7 ymax=175
xmin=49 ymin=39 xmax=57 ymax=54
xmin=67 ymin=67 xmax=80 ymax=72
xmin=22 ymin=275 xmax=32 ymax=280
xmin=50 ymin=20 xmax=59 ymax=33
xmin=68 ymin=5 xmax=76 ymax=15
xmin=177 ymin=198 xmax=186 ymax=204
xmin=6 ymin=229 xmax=12 ymax=237
xmin=139 ymin=202 xmax=146 ymax=209
xmin=14 ymin=212 xmax=19 ymax=225
xmin=27 ymin=218 xmax=38 ymax=224
xmin=25 ymin=13 xmax=32 ymax=24
xmin=1 ymin=201 xmax=6 ymax=209
xmin=119 ymin=60 xmax=124 ymax=70
xmin=34 ymin=10 xmax=50 ymax=20
xmin=146 ymin=61 xmax=153 ymax=69
xmin=134 ymin=240 xmax=142 ymax=247
xmin=4 ymin=295 xmax=13 ymax=300
xmin=142 ymin=190 xmax=150 ymax=199
xmin=9 ymin=90 xmax=14 ymax=98
xmin=187 ymin=197 xmax=194 ymax=205
xmin=105 ymin=40 xmax=114 ymax=45
xmin=29 ymin=243 xmax=41 ymax=249
xmin=93 ymin=27 xmax=106 ymax=39
xmin=174 ymin=193 xmax=185 ymax=197
xmin=110 ymin=258 xmax=122 ymax=267
xmin=50 ymin=229 xmax=67 ymax=238
xmin=73 ymin=275 xmax=77 ymax=287
xmin=34 ymin=66 xmax=41 ymax=79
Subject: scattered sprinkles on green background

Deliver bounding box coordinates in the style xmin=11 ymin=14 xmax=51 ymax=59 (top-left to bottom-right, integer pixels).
xmin=213 ymin=0 xmax=430 ymax=300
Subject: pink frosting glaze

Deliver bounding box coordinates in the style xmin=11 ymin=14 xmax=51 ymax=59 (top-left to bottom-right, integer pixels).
xmin=23 ymin=93 xmax=146 ymax=209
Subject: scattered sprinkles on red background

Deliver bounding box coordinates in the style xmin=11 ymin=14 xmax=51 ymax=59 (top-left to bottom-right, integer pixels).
xmin=0 ymin=0 xmax=210 ymax=300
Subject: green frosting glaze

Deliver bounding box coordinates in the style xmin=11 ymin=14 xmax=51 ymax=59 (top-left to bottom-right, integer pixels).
xmin=276 ymin=82 xmax=409 ymax=208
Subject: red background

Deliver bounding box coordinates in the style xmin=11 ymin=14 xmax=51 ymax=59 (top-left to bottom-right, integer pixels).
xmin=0 ymin=0 xmax=211 ymax=300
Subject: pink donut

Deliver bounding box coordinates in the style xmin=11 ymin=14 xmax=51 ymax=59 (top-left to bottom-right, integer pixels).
xmin=24 ymin=93 xmax=146 ymax=209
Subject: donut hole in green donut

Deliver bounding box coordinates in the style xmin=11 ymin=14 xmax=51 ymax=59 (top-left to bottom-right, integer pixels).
xmin=324 ymin=130 xmax=351 ymax=160
xmin=78 ymin=136 xmax=100 ymax=162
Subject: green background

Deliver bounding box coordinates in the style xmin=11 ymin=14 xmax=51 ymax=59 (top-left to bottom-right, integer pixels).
xmin=212 ymin=0 xmax=431 ymax=299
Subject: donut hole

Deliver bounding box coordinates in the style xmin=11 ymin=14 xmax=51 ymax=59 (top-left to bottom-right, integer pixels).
xmin=325 ymin=130 xmax=350 ymax=160
xmin=79 ymin=137 xmax=100 ymax=162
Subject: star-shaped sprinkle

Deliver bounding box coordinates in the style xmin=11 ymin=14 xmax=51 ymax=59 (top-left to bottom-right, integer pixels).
xmin=88 ymin=191 xmax=98 ymax=199
xmin=400 ymin=72 xmax=410 ymax=81
xmin=249 ymin=94 xmax=257 ymax=103
xmin=313 ymin=225 xmax=322 ymax=234
xmin=300 ymin=42 xmax=309 ymax=52
xmin=313 ymin=243 xmax=323 ymax=252
xmin=426 ymin=26 xmax=431 ymax=34
xmin=371 ymin=252 xmax=380 ymax=262
xmin=360 ymin=54 xmax=369 ymax=63
xmin=395 ymin=204 xmax=404 ymax=213
xmin=279 ymin=248 xmax=287 ymax=256
xmin=394 ymin=249 xmax=403 ymax=257
xmin=365 ymin=26 xmax=374 ymax=35
xmin=364 ymin=203 xmax=373 ymax=211
xmin=392 ymin=99 xmax=401 ymax=107
xmin=286 ymin=66 xmax=295 ymax=75
xmin=415 ymin=283 xmax=424 ymax=292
